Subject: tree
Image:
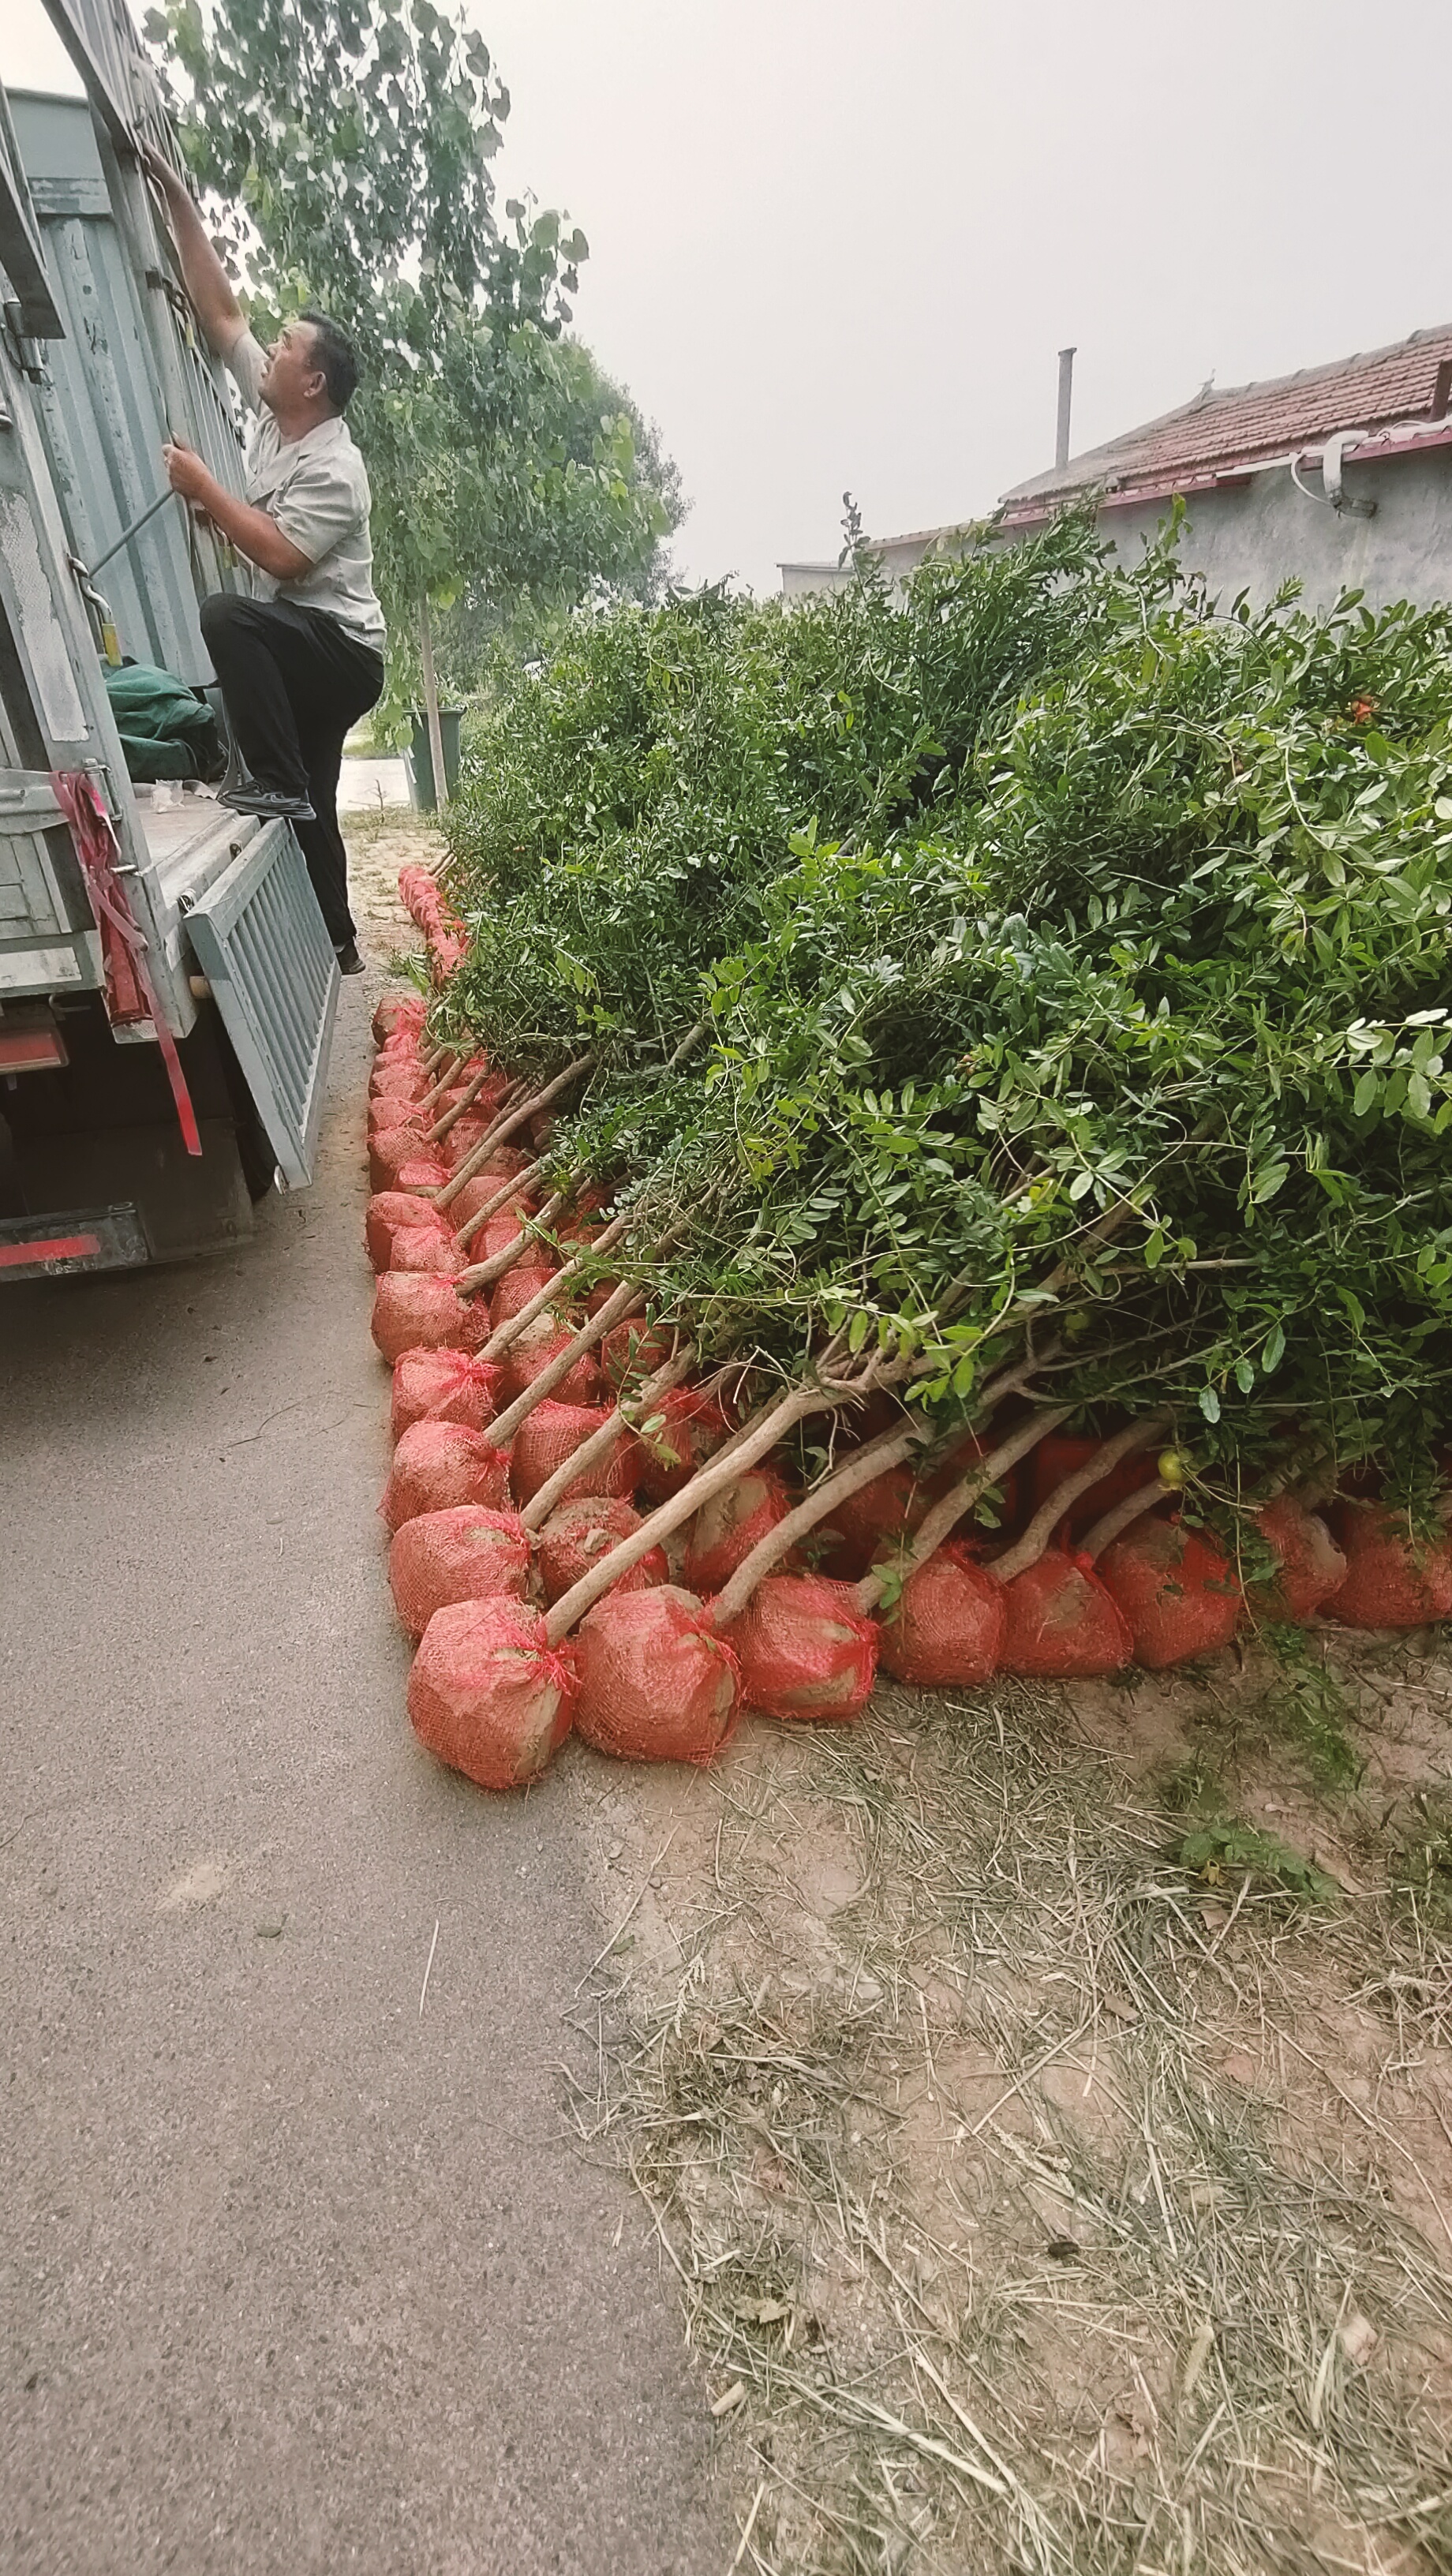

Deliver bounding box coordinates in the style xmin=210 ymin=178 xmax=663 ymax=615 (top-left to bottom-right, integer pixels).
xmin=147 ymin=0 xmax=683 ymax=788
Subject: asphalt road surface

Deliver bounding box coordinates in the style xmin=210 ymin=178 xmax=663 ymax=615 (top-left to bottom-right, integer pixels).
xmin=2 ymin=979 xmax=723 ymax=2574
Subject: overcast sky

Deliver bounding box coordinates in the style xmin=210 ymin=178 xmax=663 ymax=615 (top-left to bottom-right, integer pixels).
xmin=7 ymin=0 xmax=1451 ymax=591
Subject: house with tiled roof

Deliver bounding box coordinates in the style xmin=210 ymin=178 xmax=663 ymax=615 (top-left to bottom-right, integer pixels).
xmin=781 ymin=325 xmax=1452 ymax=612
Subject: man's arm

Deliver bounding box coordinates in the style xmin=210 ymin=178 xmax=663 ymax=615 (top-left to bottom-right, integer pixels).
xmin=162 ymin=441 xmax=312 ymax=583
xmin=139 ymin=143 xmax=245 ymax=361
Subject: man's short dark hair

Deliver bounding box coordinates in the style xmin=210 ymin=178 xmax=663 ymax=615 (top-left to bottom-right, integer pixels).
xmin=298 ymin=309 xmax=359 ymax=412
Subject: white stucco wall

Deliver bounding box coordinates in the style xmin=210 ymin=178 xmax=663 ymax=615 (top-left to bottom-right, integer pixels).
xmin=780 ymin=446 xmax=1452 ymax=613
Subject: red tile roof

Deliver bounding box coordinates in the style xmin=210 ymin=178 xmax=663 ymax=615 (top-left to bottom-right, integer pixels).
xmin=1001 ymin=325 xmax=1452 ymax=514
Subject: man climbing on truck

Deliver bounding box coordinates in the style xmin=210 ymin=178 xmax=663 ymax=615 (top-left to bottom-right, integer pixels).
xmin=140 ymin=144 xmax=384 ymax=975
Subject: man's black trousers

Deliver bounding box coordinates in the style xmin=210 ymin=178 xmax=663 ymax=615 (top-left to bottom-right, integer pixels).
xmin=200 ymin=593 xmax=384 ymax=948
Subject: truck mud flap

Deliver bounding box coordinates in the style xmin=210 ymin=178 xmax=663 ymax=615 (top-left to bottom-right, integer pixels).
xmin=0 ymin=1200 xmax=148 ymax=1279
xmin=182 ymin=820 xmax=339 ymax=1189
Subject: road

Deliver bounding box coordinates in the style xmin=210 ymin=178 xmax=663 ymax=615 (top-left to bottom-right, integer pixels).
xmin=1 ymin=977 xmax=723 ymax=2574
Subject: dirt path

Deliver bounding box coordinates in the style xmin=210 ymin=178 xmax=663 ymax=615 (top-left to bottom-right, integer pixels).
xmin=0 ymin=957 xmax=724 ymax=2575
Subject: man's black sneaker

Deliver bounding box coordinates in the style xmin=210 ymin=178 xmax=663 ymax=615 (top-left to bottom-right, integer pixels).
xmin=219 ymin=783 xmax=316 ymax=823
xmin=335 ymin=939 xmax=365 ymax=975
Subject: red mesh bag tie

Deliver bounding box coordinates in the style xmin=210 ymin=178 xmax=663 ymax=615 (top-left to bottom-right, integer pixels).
xmin=489 ymin=1263 xmax=561 ymax=1331
xmin=389 ymin=1505 xmax=530 ymax=1638
xmin=1325 ymin=1502 xmax=1452 ymax=1628
xmin=372 ymin=1271 xmax=490 ymax=1362
xmin=725 ymin=1574 xmax=878 ymax=1723
xmin=685 ymin=1467 xmax=794 ymax=1593
xmin=1248 ymin=1496 xmax=1347 ymax=1623
xmin=878 ymin=1541 xmax=1006 ymax=1687
xmin=536 ymin=1496 xmax=668 ymax=1604
xmin=391 ymin=1349 xmax=502 ymax=1440
xmin=372 ymin=993 xmax=426 ymax=1046
xmin=999 ymin=1552 xmax=1132 ymax=1678
xmin=510 ymin=1400 xmax=638 ymax=1507
xmin=408 ymin=1597 xmax=578 ymax=1792
xmin=1098 ymin=1522 xmax=1242 ymax=1668
xmin=635 ymin=1385 xmax=734 ymax=1503
xmin=573 ymin=1586 xmax=741 ymax=1765
xmin=367 ymin=1189 xmax=440 ymax=1272
xmin=381 ymin=1420 xmax=511 ymax=1532
xmin=815 ymin=1461 xmax=926 ymax=1580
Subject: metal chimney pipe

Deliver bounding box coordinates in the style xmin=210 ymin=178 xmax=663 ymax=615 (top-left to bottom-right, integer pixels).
xmin=1056 ymin=346 xmax=1076 ymax=472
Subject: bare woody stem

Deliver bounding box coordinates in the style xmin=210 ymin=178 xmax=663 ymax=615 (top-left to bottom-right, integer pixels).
xmin=853 ymin=1406 xmax=1076 ymax=1613
xmin=414 ymin=1050 xmax=462 ymax=1116
xmin=709 ymin=1417 xmax=929 ymax=1631
xmin=479 ymin=1211 xmax=634 ymax=1360
xmin=486 ymin=1277 xmax=646 ymax=1449
xmin=1080 ymin=1478 xmax=1174 ymax=1563
xmin=457 ymin=1188 xmax=573 ymax=1294
xmin=987 ymin=1411 xmax=1171 ymax=1586
xmin=519 ymin=1344 xmax=698 ymax=1533
xmin=428 ymin=1058 xmax=495 ymax=1142
xmin=543 ymin=1364 xmax=874 ymax=1645
xmin=451 ymin=1159 xmax=549 ymax=1256
xmin=435 ymin=1055 xmax=594 ymax=1209
xmin=429 ymin=1076 xmax=528 ymax=1199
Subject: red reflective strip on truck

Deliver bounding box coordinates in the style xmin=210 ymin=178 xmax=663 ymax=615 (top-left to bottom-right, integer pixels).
xmin=0 ymin=1233 xmax=100 ymax=1266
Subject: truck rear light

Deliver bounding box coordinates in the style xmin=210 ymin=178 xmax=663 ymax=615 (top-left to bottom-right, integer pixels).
xmin=0 ymin=1005 xmax=68 ymax=1073
xmin=0 ymin=1204 xmax=148 ymax=1279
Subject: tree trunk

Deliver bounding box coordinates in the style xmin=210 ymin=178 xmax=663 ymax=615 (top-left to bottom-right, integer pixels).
xmin=418 ymin=595 xmax=448 ymax=813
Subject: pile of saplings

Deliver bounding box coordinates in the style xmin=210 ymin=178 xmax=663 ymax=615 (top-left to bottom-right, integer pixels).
xmin=361 ymin=518 xmax=1452 ymax=1789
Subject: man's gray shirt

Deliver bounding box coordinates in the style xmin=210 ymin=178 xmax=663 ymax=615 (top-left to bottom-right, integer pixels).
xmin=226 ymin=326 xmax=386 ymax=652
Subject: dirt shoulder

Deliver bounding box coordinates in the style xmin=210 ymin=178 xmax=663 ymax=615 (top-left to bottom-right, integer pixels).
xmin=563 ymin=1627 xmax=1452 ymax=2574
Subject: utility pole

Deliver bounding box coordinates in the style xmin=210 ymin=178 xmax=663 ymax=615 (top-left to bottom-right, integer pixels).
xmin=1056 ymin=346 xmax=1076 ymax=473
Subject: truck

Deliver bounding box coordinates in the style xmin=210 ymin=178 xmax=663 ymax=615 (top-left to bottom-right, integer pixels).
xmin=0 ymin=0 xmax=339 ymax=1285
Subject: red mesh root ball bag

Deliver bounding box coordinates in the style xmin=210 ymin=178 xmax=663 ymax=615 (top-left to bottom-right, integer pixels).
xmin=372 ymin=1271 xmax=490 ymax=1362
xmin=381 ymin=1421 xmax=511 ymax=1531
xmin=510 ymin=1401 xmax=638 ymax=1507
xmin=536 ymin=1497 xmax=668 ymax=1605
xmin=726 ymin=1574 xmax=878 ymax=1723
xmin=500 ymin=1318 xmax=601 ymax=1408
xmin=1098 ymin=1521 xmax=1241 ymax=1668
xmin=685 ymin=1468 xmax=794 ymax=1594
xmin=370 ymin=1063 xmax=428 ymax=1108
xmin=490 ymin=1263 xmax=559 ymax=1331
xmin=372 ymin=993 xmax=426 ymax=1046
xmin=369 ymin=1121 xmax=436 ymax=1191
xmin=573 ymin=1586 xmax=741 ymax=1765
xmin=1325 ymin=1502 xmax=1452 ymax=1628
xmin=389 ymin=1505 xmax=530 ymax=1638
xmin=367 ymin=1189 xmax=441 ymax=1271
xmin=1028 ymin=1433 xmax=1159 ymax=1548
xmin=389 ymin=1223 xmax=465 ymax=1279
xmin=1247 ymin=1496 xmax=1348 ymax=1623
xmin=393 ymin=1153 xmax=450 ymax=1196
xmin=815 ymin=1462 xmax=926 ymax=1581
xmin=408 ymin=1597 xmax=578 ymax=1792
xmin=999 ymin=1553 xmax=1132 ymax=1679
xmin=878 ymin=1541 xmax=1006 ymax=1687
xmin=635 ymin=1386 xmax=733 ymax=1503
xmin=451 ymin=1170 xmax=533 ymax=1230
xmin=391 ymin=1349 xmax=501 ymax=1441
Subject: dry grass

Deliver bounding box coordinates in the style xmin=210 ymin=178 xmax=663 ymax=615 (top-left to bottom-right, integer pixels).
xmin=565 ymin=1672 xmax=1452 ymax=2574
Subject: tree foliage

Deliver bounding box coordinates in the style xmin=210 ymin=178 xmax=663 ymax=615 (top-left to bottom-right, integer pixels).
xmin=438 ymin=517 xmax=1452 ymax=1511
